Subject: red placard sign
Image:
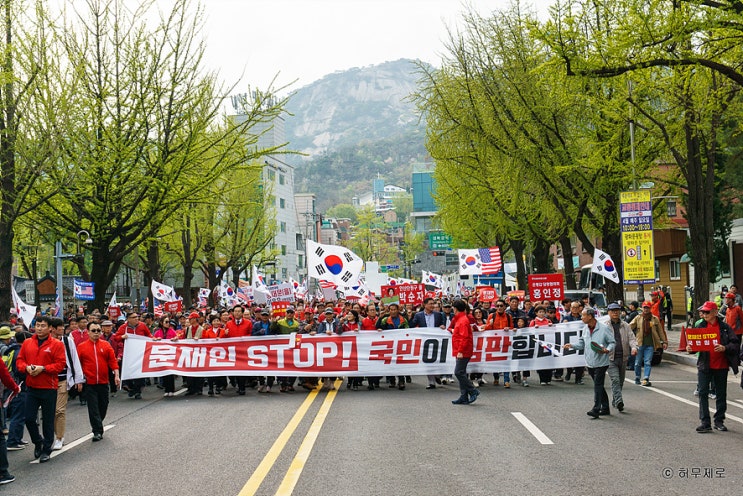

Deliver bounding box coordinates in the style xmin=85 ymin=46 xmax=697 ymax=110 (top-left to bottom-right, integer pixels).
xmin=527 ymin=274 xmax=564 ymax=301
xmin=163 ymin=300 xmax=183 ymax=314
xmin=476 ymin=286 xmax=498 ymax=302
xmin=108 ymin=306 xmax=121 ymax=320
xmin=271 ymin=300 xmax=289 ymax=318
xmin=685 ymin=328 xmax=719 ymax=352
xmin=398 ymin=284 xmax=425 ymax=306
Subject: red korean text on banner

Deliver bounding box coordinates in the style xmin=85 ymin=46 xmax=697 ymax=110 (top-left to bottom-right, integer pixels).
xmin=527 ymin=274 xmax=565 ymax=301
xmin=272 ymin=300 xmax=289 ymax=318
xmin=163 ymin=300 xmax=183 ymax=314
xmin=684 ymin=328 xmax=719 ymax=352
xmin=108 ymin=306 xmax=121 ymax=319
xmin=476 ymin=286 xmax=498 ymax=302
xmin=424 ymin=291 xmax=437 ymax=300
xmin=398 ymin=283 xmax=425 ymax=306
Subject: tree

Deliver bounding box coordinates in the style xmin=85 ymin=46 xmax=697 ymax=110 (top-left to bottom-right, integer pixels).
xmin=325 ymin=203 xmax=357 ymax=223
xmin=29 ymin=0 xmax=288 ymax=312
xmin=0 ymin=2 xmax=62 ymax=320
xmin=414 ymin=5 xmax=652 ymax=298
xmin=539 ymin=0 xmax=743 ymax=305
xmin=344 ymin=205 xmax=397 ymax=264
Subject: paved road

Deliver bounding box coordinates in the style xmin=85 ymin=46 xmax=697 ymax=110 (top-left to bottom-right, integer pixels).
xmin=7 ymin=357 xmax=743 ymax=496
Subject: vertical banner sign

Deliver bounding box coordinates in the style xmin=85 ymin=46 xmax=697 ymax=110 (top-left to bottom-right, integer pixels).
xmin=527 ymin=274 xmax=565 ymax=301
xmin=620 ymin=190 xmax=656 ymax=284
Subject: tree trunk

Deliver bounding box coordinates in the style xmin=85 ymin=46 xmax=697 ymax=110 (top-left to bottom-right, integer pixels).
xmin=559 ymin=234 xmax=577 ymax=290
xmin=0 ymin=223 xmax=13 ymax=322
xmin=532 ymin=238 xmax=552 ymax=274
xmin=511 ymin=239 xmax=527 ymax=290
xmin=145 ymin=241 xmax=159 ymax=312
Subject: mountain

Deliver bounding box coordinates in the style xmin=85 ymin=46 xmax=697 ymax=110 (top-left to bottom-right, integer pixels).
xmin=284 ymin=59 xmax=432 ymax=211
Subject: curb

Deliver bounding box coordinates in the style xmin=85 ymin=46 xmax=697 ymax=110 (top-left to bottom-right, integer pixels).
xmin=662 ymin=350 xmax=697 ymax=367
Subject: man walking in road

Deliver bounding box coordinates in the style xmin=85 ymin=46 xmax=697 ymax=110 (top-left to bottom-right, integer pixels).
xmin=630 ymin=301 xmax=667 ymax=386
xmin=16 ymin=316 xmax=66 ymax=463
xmin=686 ymin=301 xmax=740 ymax=433
xmin=563 ymin=308 xmax=615 ymax=418
xmin=77 ymin=322 xmax=120 ymax=441
xmin=606 ymin=303 xmax=637 ymax=412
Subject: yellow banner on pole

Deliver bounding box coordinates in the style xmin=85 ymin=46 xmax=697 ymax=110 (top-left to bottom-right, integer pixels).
xmin=620 ymin=190 xmax=655 ymax=284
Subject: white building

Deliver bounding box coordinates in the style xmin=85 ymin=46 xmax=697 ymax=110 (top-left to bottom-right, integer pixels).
xmin=231 ymin=94 xmax=301 ymax=283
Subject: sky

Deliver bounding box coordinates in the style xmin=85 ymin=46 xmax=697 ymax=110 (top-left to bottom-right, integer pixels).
xmin=197 ymin=0 xmax=548 ymax=92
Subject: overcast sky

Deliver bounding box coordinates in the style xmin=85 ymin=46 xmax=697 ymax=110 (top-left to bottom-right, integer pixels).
xmin=198 ymin=0 xmax=547 ymax=92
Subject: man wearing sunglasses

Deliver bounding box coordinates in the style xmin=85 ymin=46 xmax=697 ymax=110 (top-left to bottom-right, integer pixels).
xmin=77 ymin=323 xmax=120 ymax=442
xmin=686 ymin=301 xmax=740 ymax=433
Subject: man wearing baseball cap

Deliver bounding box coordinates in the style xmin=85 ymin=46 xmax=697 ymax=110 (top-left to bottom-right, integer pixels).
xmin=629 ymin=301 xmax=667 ymax=386
xmin=606 ymin=303 xmax=637 ymax=412
xmin=723 ymin=292 xmax=743 ymax=336
xmin=686 ymin=301 xmax=740 ymax=433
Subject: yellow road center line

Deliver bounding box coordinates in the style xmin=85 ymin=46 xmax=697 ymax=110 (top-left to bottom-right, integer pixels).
xmin=237 ymin=387 xmax=320 ymax=496
xmin=275 ymin=379 xmax=342 ymax=496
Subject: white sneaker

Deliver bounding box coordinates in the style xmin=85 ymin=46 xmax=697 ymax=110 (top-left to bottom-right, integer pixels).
xmin=52 ymin=438 xmax=64 ymax=451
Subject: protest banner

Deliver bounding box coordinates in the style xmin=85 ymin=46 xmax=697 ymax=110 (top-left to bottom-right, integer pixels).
xmin=121 ymin=322 xmax=589 ymax=379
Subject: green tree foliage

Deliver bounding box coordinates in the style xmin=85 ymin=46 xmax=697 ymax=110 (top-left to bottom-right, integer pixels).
xmin=414 ymin=5 xmax=650 ymax=296
xmin=0 ymin=2 xmax=61 ymax=320
xmin=343 ymin=205 xmax=397 ymax=264
xmin=27 ymin=0 xmax=287 ymax=311
xmin=539 ymin=0 xmax=743 ymax=304
xmin=325 ymin=203 xmax=358 ymax=223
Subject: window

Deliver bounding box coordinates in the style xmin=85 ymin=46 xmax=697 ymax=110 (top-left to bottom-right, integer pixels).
xmin=667 ymin=200 xmax=677 ymax=217
xmin=266 ymin=169 xmax=275 ymax=180
xmin=280 ymin=198 xmax=285 ymax=209
xmin=280 ymin=221 xmax=286 ymax=233
xmin=669 ymin=258 xmax=681 ymax=280
xmin=279 ymin=174 xmax=285 ymax=185
xmin=655 ymin=259 xmax=660 ymax=281
xmin=281 ymin=245 xmax=287 ymax=255
xmin=281 ymin=268 xmax=287 ymax=279
xmin=298 ymin=254 xmax=304 ymax=267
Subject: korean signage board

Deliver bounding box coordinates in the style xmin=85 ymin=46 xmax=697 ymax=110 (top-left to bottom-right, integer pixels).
xmin=527 ymin=274 xmax=564 ymax=301
xmin=429 ymin=232 xmax=452 ymax=250
xmin=620 ymin=190 xmax=656 ymax=284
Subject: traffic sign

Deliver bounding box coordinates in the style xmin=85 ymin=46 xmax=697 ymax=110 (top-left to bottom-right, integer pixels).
xmin=386 ymin=265 xmax=400 ymax=270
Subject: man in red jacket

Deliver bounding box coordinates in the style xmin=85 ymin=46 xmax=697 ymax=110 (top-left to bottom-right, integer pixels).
xmin=77 ymin=322 xmax=120 ymax=441
xmin=113 ymin=312 xmax=152 ymax=399
xmin=219 ymin=305 xmax=253 ymax=395
xmin=450 ymin=300 xmax=479 ymax=405
xmin=16 ymin=316 xmax=66 ymax=463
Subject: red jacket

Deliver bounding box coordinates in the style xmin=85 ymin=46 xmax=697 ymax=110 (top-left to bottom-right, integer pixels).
xmin=725 ymin=304 xmax=743 ymax=335
xmin=70 ymin=328 xmax=88 ymax=347
xmin=219 ymin=318 xmax=252 ymax=338
xmin=484 ymin=311 xmax=512 ymax=330
xmin=113 ymin=322 xmax=153 ymax=341
xmin=451 ymin=312 xmax=474 ymax=358
xmin=16 ymin=335 xmax=67 ymax=389
xmin=77 ymin=339 xmax=118 ymax=385
xmin=0 ymin=361 xmax=19 ymax=393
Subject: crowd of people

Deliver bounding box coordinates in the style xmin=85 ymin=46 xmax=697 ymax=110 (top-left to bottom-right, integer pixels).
xmin=0 ymin=284 xmax=741 ymax=486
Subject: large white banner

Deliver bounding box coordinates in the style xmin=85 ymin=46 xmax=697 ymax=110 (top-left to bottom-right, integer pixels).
xmin=121 ymin=322 xmax=591 ymax=379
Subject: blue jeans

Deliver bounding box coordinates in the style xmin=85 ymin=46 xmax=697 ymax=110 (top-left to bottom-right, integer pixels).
xmin=5 ymin=391 xmax=25 ymax=445
xmin=635 ymin=345 xmax=655 ymax=380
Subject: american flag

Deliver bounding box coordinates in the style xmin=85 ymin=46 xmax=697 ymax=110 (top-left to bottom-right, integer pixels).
xmin=319 ymin=280 xmax=337 ymax=289
xmin=478 ymin=247 xmax=502 ymax=274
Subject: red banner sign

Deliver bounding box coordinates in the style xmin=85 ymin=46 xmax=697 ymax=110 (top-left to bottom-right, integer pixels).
xmin=685 ymin=328 xmax=719 ymax=352
xmin=163 ymin=300 xmax=183 ymax=314
xmin=398 ymin=283 xmax=425 ymax=306
xmin=108 ymin=306 xmax=121 ymax=319
xmin=476 ymin=286 xmax=498 ymax=302
xmin=527 ymin=274 xmax=564 ymax=301
xmin=271 ymin=301 xmax=289 ymax=318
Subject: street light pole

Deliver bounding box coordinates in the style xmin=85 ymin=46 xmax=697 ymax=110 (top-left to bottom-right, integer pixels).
xmin=54 ymin=241 xmax=74 ymax=319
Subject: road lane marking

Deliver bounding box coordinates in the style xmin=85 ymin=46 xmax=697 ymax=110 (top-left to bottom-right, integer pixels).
xmin=511 ymin=412 xmax=554 ymax=445
xmin=237 ymin=387 xmax=321 ymax=496
xmin=30 ymin=424 xmax=116 ymax=464
xmin=627 ymin=379 xmax=743 ymax=424
xmin=275 ymin=379 xmax=343 ymax=495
